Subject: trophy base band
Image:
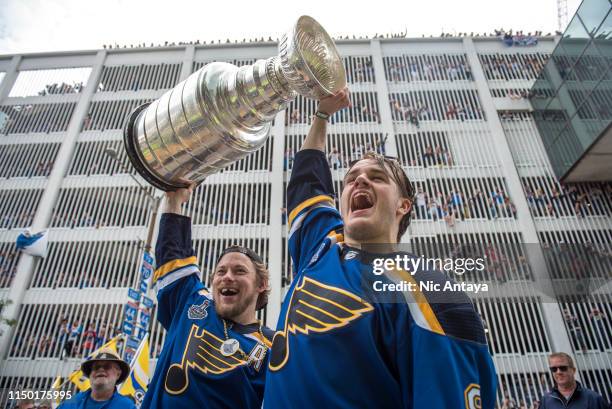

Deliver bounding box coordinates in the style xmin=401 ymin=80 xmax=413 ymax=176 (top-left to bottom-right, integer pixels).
xmin=123 ymin=102 xmax=189 ymax=192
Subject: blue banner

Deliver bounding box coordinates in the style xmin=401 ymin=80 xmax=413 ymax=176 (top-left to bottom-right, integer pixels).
xmin=139 ymin=311 xmax=151 ymax=328
xmin=141 ymin=264 xmax=153 ymax=280
xmin=143 ymin=252 xmax=153 ymax=265
xmin=142 ymin=296 xmax=154 ymax=309
xmin=139 ymin=277 xmax=148 ymax=294
xmin=125 ymin=303 xmax=138 ymax=323
xmin=123 ymin=321 xmax=134 ymax=336
xmin=126 ymin=336 xmax=140 ymax=350
xmin=127 ymin=288 xmax=140 ymax=302
xmin=135 ymin=325 xmax=147 ymax=341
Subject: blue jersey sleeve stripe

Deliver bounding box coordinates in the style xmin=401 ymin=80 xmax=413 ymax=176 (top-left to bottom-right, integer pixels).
xmin=153 ymin=256 xmax=198 ymax=284
xmin=288 ymin=195 xmax=335 ymax=227
xmin=288 ymin=202 xmax=339 ymax=241
xmin=155 ymin=265 xmax=199 ymax=291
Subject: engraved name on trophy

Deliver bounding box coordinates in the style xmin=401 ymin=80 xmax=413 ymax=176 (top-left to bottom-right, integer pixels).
xmin=123 ymin=15 xmax=346 ymax=191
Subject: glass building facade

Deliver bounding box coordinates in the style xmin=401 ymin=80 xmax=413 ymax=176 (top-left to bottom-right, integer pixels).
xmin=531 ymin=0 xmax=612 ymax=181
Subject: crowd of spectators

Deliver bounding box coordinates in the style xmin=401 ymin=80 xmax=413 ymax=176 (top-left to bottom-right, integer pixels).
xmin=562 ymin=306 xmax=611 ymax=353
xmin=542 ymin=240 xmax=611 ymax=283
xmin=287 ymin=96 xmax=380 ymax=125
xmin=37 ymin=82 xmax=83 ymax=96
xmin=0 ymin=250 xmax=18 ymax=287
xmin=497 ymin=30 xmax=540 ymax=47
xmin=389 ymin=91 xmax=484 ymax=122
xmin=386 ymin=57 xmax=472 ymax=83
xmin=480 ymin=54 xmax=547 ymax=81
xmin=100 ymin=29 xmax=552 ymax=50
xmin=390 ymin=99 xmax=430 ymax=127
xmin=523 ymin=181 xmax=612 ymax=219
xmin=51 ymin=212 xmax=103 ymax=229
xmin=0 ymin=104 xmax=75 ymax=135
xmin=414 ymin=144 xmax=452 ymax=167
xmin=351 ymin=60 xmax=374 ymax=83
xmin=499 ymin=374 xmax=548 ymax=409
xmin=10 ymin=317 xmax=123 ymax=360
xmin=412 ymin=187 xmax=517 ymax=227
xmin=1 ymin=212 xmax=35 ymax=230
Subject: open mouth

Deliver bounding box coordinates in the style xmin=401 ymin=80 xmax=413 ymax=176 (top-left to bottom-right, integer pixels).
xmin=219 ymin=287 xmax=240 ymax=301
xmin=350 ymin=191 xmax=374 ymax=217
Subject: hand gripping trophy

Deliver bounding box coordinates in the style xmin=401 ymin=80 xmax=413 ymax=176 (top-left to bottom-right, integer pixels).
xmin=123 ymin=15 xmax=346 ymax=190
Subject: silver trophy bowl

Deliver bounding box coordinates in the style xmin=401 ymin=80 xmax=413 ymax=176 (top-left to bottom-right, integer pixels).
xmin=124 ymin=15 xmax=346 ymax=191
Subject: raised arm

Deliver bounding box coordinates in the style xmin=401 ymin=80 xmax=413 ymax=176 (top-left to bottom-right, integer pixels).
xmin=301 ymin=87 xmax=351 ymax=151
xmin=286 ymin=89 xmax=350 ymax=274
xmin=153 ymin=184 xmax=203 ymax=329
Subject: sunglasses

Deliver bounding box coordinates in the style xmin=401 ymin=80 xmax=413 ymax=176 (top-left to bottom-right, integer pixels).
xmin=549 ymin=365 xmax=569 ymax=373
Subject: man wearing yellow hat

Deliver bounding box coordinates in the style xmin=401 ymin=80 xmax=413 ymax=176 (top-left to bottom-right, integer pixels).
xmin=58 ymin=348 xmax=136 ymax=409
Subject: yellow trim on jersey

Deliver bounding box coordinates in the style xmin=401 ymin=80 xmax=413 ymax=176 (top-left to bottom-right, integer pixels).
xmin=327 ymin=230 xmax=345 ymax=243
xmin=393 ymin=268 xmax=445 ymax=335
xmin=249 ymin=332 xmax=273 ymax=348
xmin=464 ymin=383 xmax=482 ymax=409
xmin=153 ymin=256 xmax=198 ymax=283
xmin=288 ymin=195 xmax=335 ymax=226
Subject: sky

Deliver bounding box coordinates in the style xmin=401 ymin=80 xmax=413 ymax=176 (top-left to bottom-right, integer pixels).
xmin=0 ymin=0 xmax=583 ymax=55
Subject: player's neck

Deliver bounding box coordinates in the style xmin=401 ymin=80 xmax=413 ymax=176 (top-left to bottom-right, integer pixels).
xmin=229 ymin=309 xmax=257 ymax=326
xmin=344 ymin=233 xmax=398 ymax=248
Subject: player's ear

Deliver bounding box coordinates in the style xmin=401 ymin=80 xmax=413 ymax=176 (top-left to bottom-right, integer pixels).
xmin=257 ymin=274 xmax=269 ymax=293
xmin=397 ymin=198 xmax=411 ymax=216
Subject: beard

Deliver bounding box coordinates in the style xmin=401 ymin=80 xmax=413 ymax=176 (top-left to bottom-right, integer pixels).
xmin=214 ymin=291 xmax=257 ymax=321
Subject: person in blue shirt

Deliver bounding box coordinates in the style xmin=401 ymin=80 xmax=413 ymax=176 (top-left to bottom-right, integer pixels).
xmin=58 ymin=348 xmax=135 ymax=409
xmin=141 ymin=186 xmax=274 ymax=409
xmin=263 ymin=87 xmax=497 ymax=408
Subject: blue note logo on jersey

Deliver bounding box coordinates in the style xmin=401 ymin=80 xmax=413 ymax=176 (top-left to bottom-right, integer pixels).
xmin=165 ymin=325 xmax=246 ymax=395
xmin=269 ymin=277 xmax=373 ymax=371
xmin=187 ymin=300 xmax=209 ymax=320
xmin=464 ymin=384 xmax=481 ymax=409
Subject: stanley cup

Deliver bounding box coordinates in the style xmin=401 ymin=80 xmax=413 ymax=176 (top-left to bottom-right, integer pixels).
xmin=123 ymin=15 xmax=346 ymax=191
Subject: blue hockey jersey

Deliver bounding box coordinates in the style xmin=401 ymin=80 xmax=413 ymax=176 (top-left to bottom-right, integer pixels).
xmin=141 ymin=213 xmax=273 ymax=409
xmin=263 ymin=149 xmax=497 ymax=409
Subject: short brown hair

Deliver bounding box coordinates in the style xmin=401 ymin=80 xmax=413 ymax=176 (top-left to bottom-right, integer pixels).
xmin=549 ymin=352 xmax=575 ymax=368
xmin=345 ymin=152 xmax=415 ymax=242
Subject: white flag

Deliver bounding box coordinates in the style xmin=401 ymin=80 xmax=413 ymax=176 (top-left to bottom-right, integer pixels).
xmin=16 ymin=229 xmax=49 ymax=258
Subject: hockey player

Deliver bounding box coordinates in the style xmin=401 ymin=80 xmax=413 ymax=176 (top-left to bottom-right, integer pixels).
xmin=142 ymin=186 xmax=273 ymax=409
xmin=264 ymin=88 xmax=497 ymax=408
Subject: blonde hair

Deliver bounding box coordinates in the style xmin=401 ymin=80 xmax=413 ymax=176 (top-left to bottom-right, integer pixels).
xmin=549 ymin=352 xmax=575 ymax=368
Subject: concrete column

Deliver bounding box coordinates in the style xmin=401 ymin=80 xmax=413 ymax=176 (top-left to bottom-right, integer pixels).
xmin=0 ymin=56 xmax=21 ymax=102
xmin=0 ymin=50 xmax=108 ymax=358
xmin=266 ymin=111 xmax=286 ymax=327
xmin=370 ymin=40 xmax=397 ymax=156
xmin=179 ymin=46 xmax=196 ymax=81
xmin=463 ymin=37 xmax=573 ymax=355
